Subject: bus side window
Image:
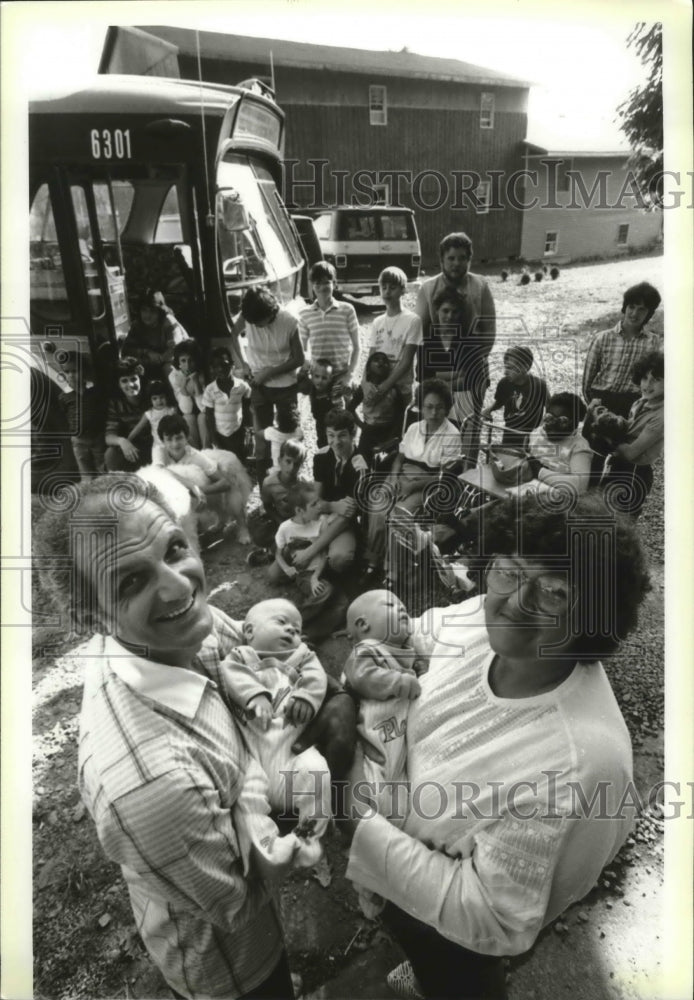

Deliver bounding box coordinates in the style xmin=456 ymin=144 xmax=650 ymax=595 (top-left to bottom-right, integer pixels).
xmin=30 ymin=184 xmax=72 ymax=325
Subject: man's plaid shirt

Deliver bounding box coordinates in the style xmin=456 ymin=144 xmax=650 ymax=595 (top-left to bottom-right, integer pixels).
xmin=78 ymin=607 xmax=283 ymax=999
xmin=582 ymin=321 xmax=661 ymax=399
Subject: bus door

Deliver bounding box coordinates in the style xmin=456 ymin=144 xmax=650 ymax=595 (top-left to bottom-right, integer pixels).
xmin=67 ymin=171 xmax=130 ymax=364
xmin=30 ymin=168 xmax=130 ymax=386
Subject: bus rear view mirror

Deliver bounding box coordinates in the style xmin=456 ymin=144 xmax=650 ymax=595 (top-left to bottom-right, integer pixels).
xmin=218 ymin=192 xmax=250 ymax=232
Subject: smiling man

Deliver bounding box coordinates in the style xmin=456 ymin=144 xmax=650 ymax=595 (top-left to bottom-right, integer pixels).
xmin=33 ymin=474 xmax=358 ymax=1000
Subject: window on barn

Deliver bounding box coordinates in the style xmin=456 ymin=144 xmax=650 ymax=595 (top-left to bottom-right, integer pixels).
xmin=475 ymin=181 xmax=491 ymax=214
xmin=369 ymin=86 xmax=387 ymax=126
xmin=543 ymin=231 xmax=559 ymax=256
xmin=617 ymin=223 xmax=630 ymax=246
xmin=480 ymin=92 xmax=495 ymax=129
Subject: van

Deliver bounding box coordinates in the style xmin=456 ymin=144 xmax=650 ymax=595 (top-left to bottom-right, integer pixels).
xmin=309 ymin=206 xmax=421 ymax=295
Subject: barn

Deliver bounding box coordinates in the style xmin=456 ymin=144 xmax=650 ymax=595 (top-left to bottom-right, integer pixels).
xmin=101 ymin=26 xmax=532 ymax=271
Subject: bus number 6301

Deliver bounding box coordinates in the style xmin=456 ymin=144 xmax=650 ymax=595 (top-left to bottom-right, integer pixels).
xmin=90 ymin=128 xmax=132 ymax=160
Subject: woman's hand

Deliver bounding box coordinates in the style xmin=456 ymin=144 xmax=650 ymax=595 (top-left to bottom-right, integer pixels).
xmin=284 ymin=697 xmax=315 ymax=727
xmin=119 ymin=438 xmax=140 ymax=463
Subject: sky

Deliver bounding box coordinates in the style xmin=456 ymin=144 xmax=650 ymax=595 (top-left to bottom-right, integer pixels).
xmin=2 ymin=0 xmax=677 ymax=148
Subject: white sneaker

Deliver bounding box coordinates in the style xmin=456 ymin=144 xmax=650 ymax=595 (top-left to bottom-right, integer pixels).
xmin=386 ymin=961 xmax=424 ymax=1000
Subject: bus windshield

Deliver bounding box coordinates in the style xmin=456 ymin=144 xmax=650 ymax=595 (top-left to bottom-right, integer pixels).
xmin=217 ymin=153 xmax=302 ymax=308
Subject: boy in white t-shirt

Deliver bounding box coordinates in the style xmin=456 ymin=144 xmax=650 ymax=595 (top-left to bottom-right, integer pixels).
xmin=366 ymin=266 xmax=423 ymax=415
xmin=269 ymin=482 xmax=329 ymax=589
xmin=268 ymin=480 xmax=342 ymax=631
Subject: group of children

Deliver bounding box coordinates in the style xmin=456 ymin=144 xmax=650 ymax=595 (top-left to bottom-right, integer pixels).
xmin=54 ymin=266 xmax=665 ymax=929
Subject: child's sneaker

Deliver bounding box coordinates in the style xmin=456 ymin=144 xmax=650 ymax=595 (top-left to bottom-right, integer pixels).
xmin=386 ymin=962 xmax=424 ymax=1000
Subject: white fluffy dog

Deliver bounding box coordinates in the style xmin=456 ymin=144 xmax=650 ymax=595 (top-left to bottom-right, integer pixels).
xmin=138 ymin=450 xmax=252 ymax=546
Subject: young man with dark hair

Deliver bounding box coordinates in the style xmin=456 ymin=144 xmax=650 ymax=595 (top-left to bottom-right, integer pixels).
xmin=582 ymin=281 xmax=662 ymax=417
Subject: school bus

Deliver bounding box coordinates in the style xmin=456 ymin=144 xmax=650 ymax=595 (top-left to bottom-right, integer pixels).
xmin=29 ymin=73 xmax=306 ymax=482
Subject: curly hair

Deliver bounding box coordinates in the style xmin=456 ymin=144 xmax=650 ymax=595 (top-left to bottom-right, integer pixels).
xmin=241 ymin=286 xmax=280 ymax=325
xmin=172 ymin=339 xmax=204 ymax=371
xmin=548 ymin=391 xmax=587 ymax=428
xmin=34 ymin=475 xmax=178 ymax=635
xmin=419 ymin=378 xmax=453 ymax=413
xmin=622 ymin=282 xmax=661 ymax=323
xmin=480 ymin=492 xmax=651 ymax=660
xmin=324 ymin=408 xmax=357 ymax=434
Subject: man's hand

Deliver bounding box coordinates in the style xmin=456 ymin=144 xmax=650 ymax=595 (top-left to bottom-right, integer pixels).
xmin=251 ymin=835 xmax=302 ymax=883
xmin=332 ymin=497 xmax=357 ymax=519
xmin=253 ymin=367 xmax=273 ymax=386
xmin=247 ymin=695 xmax=273 ymax=731
xmin=284 ymin=697 xmax=315 ymax=727
xmin=292 ymin=682 xmax=357 ymax=781
xmin=119 ymin=439 xmax=139 ymax=463
xmin=396 ymin=675 xmax=421 ymax=700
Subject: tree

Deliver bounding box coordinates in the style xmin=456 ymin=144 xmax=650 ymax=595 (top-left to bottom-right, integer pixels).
xmin=616 ymin=23 xmax=663 ymax=208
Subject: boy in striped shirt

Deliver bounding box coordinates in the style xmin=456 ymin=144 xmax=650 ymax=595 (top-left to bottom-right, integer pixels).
xmin=299 ymin=261 xmax=361 ymax=404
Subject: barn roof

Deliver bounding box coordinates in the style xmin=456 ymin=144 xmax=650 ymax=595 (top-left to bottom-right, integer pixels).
xmin=139 ymin=25 xmax=531 ymax=88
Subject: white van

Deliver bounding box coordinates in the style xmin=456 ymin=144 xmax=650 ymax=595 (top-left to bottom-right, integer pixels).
xmin=310 ymin=206 xmax=421 ymax=295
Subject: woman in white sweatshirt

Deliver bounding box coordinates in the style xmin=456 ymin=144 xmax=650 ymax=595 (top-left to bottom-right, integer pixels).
xmin=345 ymin=491 xmax=651 ymax=1000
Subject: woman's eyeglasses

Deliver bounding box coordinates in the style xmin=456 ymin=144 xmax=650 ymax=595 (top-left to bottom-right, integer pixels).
xmin=485 ymin=557 xmax=574 ymax=615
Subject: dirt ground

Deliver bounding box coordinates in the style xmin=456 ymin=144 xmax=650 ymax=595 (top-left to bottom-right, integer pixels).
xmin=31 ymin=252 xmax=666 ymax=999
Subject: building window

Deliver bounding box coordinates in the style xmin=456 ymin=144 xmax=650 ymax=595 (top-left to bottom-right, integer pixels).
xmin=543 ymin=231 xmax=559 ymax=256
xmin=617 ymin=223 xmax=630 ymax=246
xmin=369 ymin=85 xmax=387 ymax=126
xmin=480 ymin=92 xmax=495 ymax=129
xmin=475 ymin=181 xmax=491 ymax=214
